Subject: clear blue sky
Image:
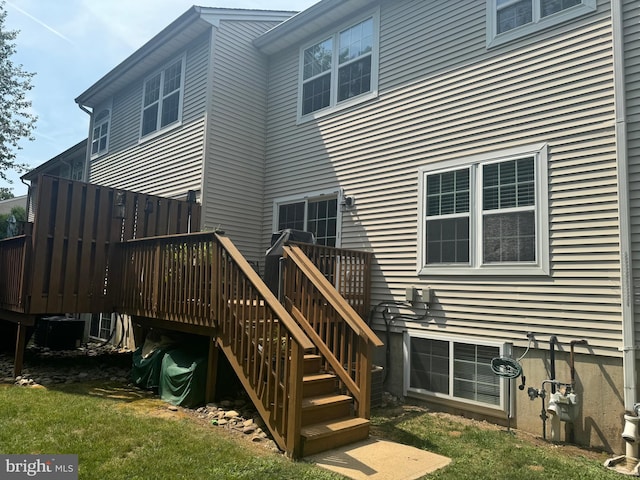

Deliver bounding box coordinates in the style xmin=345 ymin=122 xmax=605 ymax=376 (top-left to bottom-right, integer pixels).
xmin=3 ymin=0 xmax=318 ymax=196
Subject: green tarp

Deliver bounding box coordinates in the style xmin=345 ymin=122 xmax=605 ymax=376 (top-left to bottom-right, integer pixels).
xmin=131 ymin=346 xmax=167 ymax=390
xmin=158 ymin=347 xmax=207 ymax=408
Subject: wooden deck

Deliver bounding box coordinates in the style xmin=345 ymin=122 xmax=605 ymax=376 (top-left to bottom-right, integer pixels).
xmin=0 ymin=175 xmax=380 ymax=458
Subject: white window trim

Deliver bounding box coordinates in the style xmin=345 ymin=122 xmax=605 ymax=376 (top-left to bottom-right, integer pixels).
xmin=90 ymin=102 xmax=112 ymax=160
xmin=272 ymin=189 xmax=343 ymax=247
xmin=486 ymin=0 xmax=597 ymax=48
xmin=403 ymin=330 xmax=510 ymax=413
xmin=89 ymin=312 xmax=114 ymax=341
xmin=138 ymin=54 xmax=186 ymax=142
xmin=297 ymin=9 xmax=380 ymax=124
xmin=417 ymin=143 xmax=549 ymax=276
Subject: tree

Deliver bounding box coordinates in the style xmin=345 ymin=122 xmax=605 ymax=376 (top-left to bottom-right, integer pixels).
xmin=0 ymin=186 xmax=14 ymax=200
xmin=0 ymin=1 xmax=36 ymax=183
xmin=0 ymin=205 xmax=26 ymax=239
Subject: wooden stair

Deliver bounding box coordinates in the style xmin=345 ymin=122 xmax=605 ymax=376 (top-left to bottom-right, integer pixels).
xmin=299 ymin=354 xmax=370 ymax=456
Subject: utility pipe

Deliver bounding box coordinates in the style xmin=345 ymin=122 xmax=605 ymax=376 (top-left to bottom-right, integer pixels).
xmin=570 ymin=339 xmax=588 ymax=389
xmin=549 ymin=336 xmax=559 ymax=394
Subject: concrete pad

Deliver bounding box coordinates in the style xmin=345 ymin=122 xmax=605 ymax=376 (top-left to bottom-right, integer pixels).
xmin=306 ymin=438 xmax=451 ymax=480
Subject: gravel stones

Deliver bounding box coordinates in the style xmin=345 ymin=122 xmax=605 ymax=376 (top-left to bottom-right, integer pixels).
xmin=0 ymin=343 xmax=131 ymax=387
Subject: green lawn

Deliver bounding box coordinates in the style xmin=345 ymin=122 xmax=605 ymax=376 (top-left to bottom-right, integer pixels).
xmin=0 ymin=384 xmax=342 ymax=480
xmin=0 ymin=382 xmax=625 ymax=479
xmin=370 ymin=404 xmax=621 ymax=480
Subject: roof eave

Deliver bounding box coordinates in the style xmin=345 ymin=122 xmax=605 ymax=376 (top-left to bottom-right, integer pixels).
xmin=75 ymin=6 xmax=202 ymax=108
xmin=254 ymin=0 xmax=376 ymax=55
xmin=75 ymin=7 xmax=296 ymax=109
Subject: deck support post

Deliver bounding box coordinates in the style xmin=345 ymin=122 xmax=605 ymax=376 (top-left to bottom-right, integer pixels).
xmin=14 ymin=322 xmax=27 ymax=378
xmin=206 ymin=336 xmax=219 ymax=403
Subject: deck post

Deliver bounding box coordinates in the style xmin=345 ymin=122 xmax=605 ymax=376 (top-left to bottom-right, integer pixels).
xmin=358 ymin=337 xmax=373 ymax=419
xmin=286 ymin=341 xmax=305 ymax=458
xmin=13 ymin=322 xmax=27 ymax=378
xmin=206 ymin=336 xmax=219 ymax=403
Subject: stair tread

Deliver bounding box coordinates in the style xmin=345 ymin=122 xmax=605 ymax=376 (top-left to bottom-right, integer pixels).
xmin=304 ymin=373 xmax=336 ymax=382
xmin=301 ymin=417 xmax=369 ymax=439
xmin=302 ymin=394 xmax=352 ymax=408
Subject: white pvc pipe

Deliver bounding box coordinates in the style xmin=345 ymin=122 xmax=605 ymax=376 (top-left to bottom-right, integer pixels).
xmin=611 ymin=0 xmax=636 ymax=413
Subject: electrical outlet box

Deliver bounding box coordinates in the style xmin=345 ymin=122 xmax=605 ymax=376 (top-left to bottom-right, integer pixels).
xmin=406 ymin=287 xmax=419 ymax=303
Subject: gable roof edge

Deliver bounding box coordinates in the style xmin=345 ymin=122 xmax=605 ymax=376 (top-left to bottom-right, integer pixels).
xmin=75 ymin=6 xmax=295 ymax=108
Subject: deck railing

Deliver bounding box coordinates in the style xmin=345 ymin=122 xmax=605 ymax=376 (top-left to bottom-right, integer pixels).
xmin=282 ymin=244 xmax=383 ymax=419
xmin=20 ymin=175 xmax=201 ymax=315
xmin=0 ymin=235 xmax=31 ymax=312
xmin=291 ymin=242 xmax=372 ymax=321
xmin=114 ymin=232 xmax=314 ymax=457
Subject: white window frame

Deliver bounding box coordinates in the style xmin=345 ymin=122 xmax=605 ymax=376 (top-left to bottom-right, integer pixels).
xmin=89 ymin=312 xmax=114 ymax=341
xmin=272 ymin=189 xmax=343 ymax=247
xmin=486 ymin=0 xmax=596 ymax=48
xmin=90 ymin=105 xmax=111 ymax=159
xmin=297 ymin=10 xmax=379 ymax=123
xmin=139 ymin=54 xmax=186 ymax=141
xmin=417 ymin=143 xmax=549 ymax=276
xmin=404 ymin=330 xmax=510 ymax=413
xmin=70 ymin=159 xmax=84 ymax=181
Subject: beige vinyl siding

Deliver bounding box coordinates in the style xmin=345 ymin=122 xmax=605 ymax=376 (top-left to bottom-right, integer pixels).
xmin=263 ymin=1 xmax=621 ymax=354
xmin=89 ymin=32 xmax=210 ymax=197
xmin=625 ymin=0 xmax=640 ymax=336
xmin=202 ymin=20 xmax=282 ymax=262
xmin=89 ymin=118 xmax=205 ymax=198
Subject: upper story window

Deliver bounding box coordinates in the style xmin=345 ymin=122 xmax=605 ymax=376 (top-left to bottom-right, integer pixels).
xmin=91 ymin=108 xmax=110 ymax=157
xmin=70 ymin=159 xmax=84 ymax=181
xmin=418 ymin=144 xmax=549 ymax=276
xmin=140 ymin=56 xmax=185 ymax=138
xmin=487 ymin=0 xmax=596 ymax=47
xmin=299 ymin=13 xmax=379 ymax=120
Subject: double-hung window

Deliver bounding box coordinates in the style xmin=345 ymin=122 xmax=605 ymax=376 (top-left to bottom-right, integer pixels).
xmin=275 ymin=193 xmax=340 ymax=247
xmin=70 ymin=159 xmax=84 ymax=181
xmin=91 ymin=108 xmax=110 ymax=157
xmin=405 ymin=332 xmax=508 ymax=410
xmin=300 ymin=13 xmax=378 ymax=119
xmin=90 ymin=313 xmax=114 ymax=341
xmin=487 ymin=0 xmax=596 ymax=47
xmin=141 ymin=56 xmax=185 ymax=138
xmin=419 ymin=144 xmax=549 ymax=275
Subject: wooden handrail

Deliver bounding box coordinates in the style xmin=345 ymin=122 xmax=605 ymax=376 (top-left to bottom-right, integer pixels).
xmin=288 ymin=302 xmax=360 ymax=395
xmin=215 ymin=234 xmax=314 ymax=351
xmin=284 ymin=245 xmax=382 ymax=348
xmin=282 ymin=243 xmax=382 ymax=420
xmin=291 ymin=242 xmax=372 ymax=320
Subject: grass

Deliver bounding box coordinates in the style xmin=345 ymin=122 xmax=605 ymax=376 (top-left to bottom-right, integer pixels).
xmin=0 ymin=378 xmax=625 ymax=480
xmin=0 ymin=383 xmax=342 ymax=480
xmin=370 ymin=404 xmax=622 ymax=479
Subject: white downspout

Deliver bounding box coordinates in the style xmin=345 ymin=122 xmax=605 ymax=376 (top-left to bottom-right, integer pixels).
xmin=76 ymin=102 xmax=93 ymax=183
xmin=611 ymin=0 xmax=638 ymax=468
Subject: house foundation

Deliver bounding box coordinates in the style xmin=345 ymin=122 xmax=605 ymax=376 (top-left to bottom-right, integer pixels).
xmin=375 ymin=330 xmax=626 ymax=455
